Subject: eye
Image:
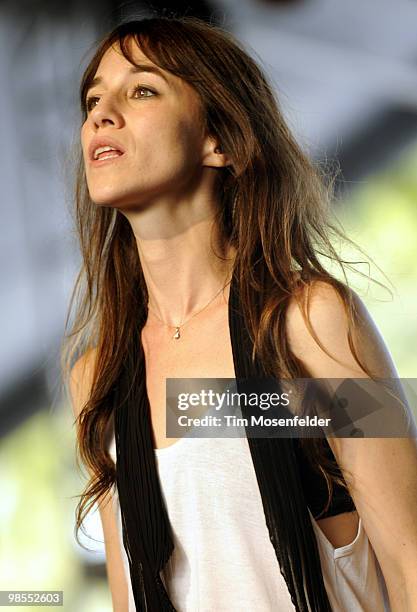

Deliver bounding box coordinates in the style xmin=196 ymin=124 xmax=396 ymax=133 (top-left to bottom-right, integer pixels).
xmin=84 ymin=85 xmax=157 ymax=112
xmin=131 ymin=85 xmax=156 ymax=99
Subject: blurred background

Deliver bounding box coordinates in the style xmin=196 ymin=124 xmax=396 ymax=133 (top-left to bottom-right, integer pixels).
xmin=1 ymin=0 xmax=416 ymax=610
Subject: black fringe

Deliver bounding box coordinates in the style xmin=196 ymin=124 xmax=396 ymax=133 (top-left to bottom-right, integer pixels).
xmin=114 ymin=268 xmax=332 ymax=611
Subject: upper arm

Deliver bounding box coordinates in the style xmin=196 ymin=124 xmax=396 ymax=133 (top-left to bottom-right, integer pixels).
xmin=69 ymin=348 xmax=97 ymax=427
xmin=285 ymin=281 xmax=417 ymax=597
xmin=69 ymin=350 xmax=129 ymax=612
xmin=285 ymin=279 xmax=398 ymax=379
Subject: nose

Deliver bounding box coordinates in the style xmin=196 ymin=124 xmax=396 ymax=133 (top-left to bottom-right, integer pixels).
xmin=89 ymin=97 xmax=124 ymax=129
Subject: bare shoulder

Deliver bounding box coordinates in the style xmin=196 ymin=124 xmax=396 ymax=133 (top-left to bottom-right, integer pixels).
xmin=284 ymin=278 xmax=398 ymax=378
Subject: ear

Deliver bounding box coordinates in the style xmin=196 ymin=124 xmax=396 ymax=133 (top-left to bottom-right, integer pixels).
xmin=201 ymin=135 xmax=232 ymax=168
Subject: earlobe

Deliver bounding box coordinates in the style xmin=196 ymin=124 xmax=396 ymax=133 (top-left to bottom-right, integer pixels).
xmin=213 ymin=144 xmax=232 ymax=168
xmin=202 ymin=137 xmax=231 ymax=168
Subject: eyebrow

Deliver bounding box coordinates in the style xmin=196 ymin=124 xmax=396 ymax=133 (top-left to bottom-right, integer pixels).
xmin=85 ymin=64 xmax=169 ymax=96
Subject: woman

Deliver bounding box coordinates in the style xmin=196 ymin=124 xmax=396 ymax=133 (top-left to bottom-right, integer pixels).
xmin=64 ymin=16 xmax=417 ymax=612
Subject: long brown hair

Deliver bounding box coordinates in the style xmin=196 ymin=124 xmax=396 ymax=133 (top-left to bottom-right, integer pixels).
xmin=61 ymin=15 xmax=388 ymax=548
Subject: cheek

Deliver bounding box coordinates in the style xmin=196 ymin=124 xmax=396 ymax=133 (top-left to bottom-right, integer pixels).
xmin=135 ymin=116 xmax=202 ymax=172
xmin=80 ymin=125 xmax=90 ymax=161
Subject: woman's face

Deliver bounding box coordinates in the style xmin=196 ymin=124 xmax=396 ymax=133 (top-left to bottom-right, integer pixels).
xmin=81 ymin=38 xmax=210 ymax=208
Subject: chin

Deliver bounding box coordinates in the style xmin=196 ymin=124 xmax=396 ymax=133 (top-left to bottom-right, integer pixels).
xmin=89 ymin=193 xmax=121 ymax=207
xmin=87 ymin=184 xmax=127 ymax=206
xmin=89 ymin=191 xmax=146 ymax=212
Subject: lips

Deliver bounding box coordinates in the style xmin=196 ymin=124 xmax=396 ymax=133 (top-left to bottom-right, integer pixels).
xmin=90 ymin=151 xmax=125 ymax=167
xmin=88 ymin=135 xmax=126 ymax=162
xmin=95 ymin=149 xmax=123 ymax=160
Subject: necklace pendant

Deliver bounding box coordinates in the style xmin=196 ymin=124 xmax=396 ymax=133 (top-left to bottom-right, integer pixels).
xmin=173 ymin=326 xmax=181 ymax=340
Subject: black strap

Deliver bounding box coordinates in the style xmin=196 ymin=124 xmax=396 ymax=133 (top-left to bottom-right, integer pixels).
xmin=228 ymin=272 xmax=332 ymax=611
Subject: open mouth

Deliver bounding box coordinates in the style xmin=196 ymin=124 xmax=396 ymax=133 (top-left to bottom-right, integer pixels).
xmin=91 ymin=151 xmax=125 ymax=165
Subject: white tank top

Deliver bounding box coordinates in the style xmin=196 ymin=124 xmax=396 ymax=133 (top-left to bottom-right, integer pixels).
xmin=108 ymin=434 xmax=390 ymax=611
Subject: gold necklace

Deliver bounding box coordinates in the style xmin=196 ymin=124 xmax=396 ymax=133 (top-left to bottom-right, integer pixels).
xmin=147 ymin=279 xmax=231 ymax=340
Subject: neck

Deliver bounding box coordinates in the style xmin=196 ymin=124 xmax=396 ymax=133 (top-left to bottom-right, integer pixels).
xmin=122 ymin=199 xmax=236 ymax=326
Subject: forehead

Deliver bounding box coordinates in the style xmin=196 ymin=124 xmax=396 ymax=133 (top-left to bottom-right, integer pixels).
xmin=91 ymin=38 xmax=179 ymax=92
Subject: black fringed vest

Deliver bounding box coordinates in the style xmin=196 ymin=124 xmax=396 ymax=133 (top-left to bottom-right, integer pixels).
xmin=114 ymin=269 xmax=355 ymax=611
